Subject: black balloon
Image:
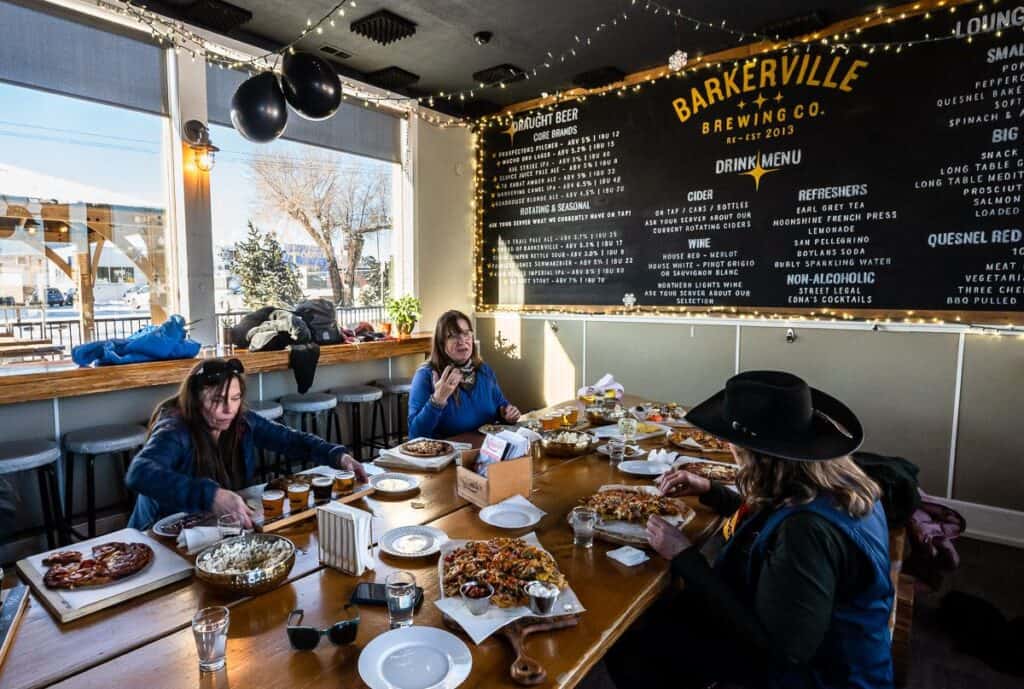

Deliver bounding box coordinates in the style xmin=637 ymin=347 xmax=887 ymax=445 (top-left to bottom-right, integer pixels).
xmin=230 ymin=72 xmax=288 ymax=143
xmin=281 ymin=52 xmax=342 ymax=121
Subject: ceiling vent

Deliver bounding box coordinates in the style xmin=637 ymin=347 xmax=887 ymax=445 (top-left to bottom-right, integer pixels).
xmin=180 ymin=0 xmax=252 ymax=33
xmin=350 ymin=9 xmax=417 ymax=46
xmin=367 ymin=66 xmax=420 ymax=90
xmin=319 ymin=45 xmax=352 ymax=59
xmin=471 ymin=64 xmax=526 ymax=86
xmin=573 ymin=66 xmax=625 ymax=89
xmin=756 ymin=11 xmax=827 ymax=40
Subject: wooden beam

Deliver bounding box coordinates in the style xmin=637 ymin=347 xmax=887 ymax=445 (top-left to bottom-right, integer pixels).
xmin=43 ymin=247 xmax=72 ymax=279
xmin=75 ymin=252 xmax=95 ymax=342
xmin=90 ymin=236 xmax=106 ymax=277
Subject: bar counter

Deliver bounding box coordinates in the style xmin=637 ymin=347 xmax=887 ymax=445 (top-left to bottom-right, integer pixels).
xmin=0 ymin=334 xmax=431 ymax=406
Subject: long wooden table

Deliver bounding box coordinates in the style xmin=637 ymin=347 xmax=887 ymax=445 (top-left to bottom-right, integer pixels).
xmin=2 ymin=404 xmax=727 ymax=689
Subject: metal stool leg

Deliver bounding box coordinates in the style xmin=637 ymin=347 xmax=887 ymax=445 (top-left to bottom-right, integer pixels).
xmin=85 ymin=454 xmax=98 ymax=538
xmin=64 ymin=451 xmax=76 ymax=533
xmin=399 ymin=393 xmax=409 ymax=441
xmin=332 ymin=409 xmax=343 ymax=447
xmin=37 ymin=466 xmax=57 ymax=549
xmin=350 ymin=403 xmax=364 ymax=462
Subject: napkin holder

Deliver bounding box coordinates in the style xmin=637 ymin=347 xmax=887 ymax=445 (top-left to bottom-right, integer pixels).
xmin=316 ymin=502 xmax=374 ymax=575
xmin=456 ymin=449 xmax=532 ymax=509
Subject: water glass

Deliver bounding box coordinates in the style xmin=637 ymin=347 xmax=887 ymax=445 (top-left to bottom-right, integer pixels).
xmin=192 ymin=606 xmax=230 ymax=672
xmin=386 ymin=571 xmax=417 ymax=629
xmin=617 ymin=416 xmax=638 ymax=443
xmin=217 ymin=514 xmax=242 ymax=540
xmin=607 ymin=439 xmax=626 ymax=466
xmin=570 ymin=506 xmax=598 ymax=548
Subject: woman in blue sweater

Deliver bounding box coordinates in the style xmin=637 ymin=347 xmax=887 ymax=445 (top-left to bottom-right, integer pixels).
xmin=408 ymin=310 xmax=520 ymax=439
xmin=126 ymin=357 xmax=366 ymax=530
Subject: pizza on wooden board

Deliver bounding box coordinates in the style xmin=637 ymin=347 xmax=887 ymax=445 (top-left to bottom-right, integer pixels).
xmin=42 ymin=542 xmax=154 ymax=589
xmin=680 ymin=461 xmax=739 ymax=484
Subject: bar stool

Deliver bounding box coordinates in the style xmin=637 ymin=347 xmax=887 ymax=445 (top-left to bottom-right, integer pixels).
xmin=331 ymin=385 xmax=387 ymax=462
xmin=372 ymin=377 xmax=412 ymax=444
xmin=63 ymin=423 xmax=148 ymax=540
xmin=279 ymin=392 xmax=337 ymax=470
xmin=0 ymin=439 xmax=63 ymax=548
xmin=249 ymin=400 xmax=284 ymax=480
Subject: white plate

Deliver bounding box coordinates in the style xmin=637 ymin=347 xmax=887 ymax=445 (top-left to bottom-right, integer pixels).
xmin=151 ymin=512 xmax=213 ymax=538
xmin=596 ymin=444 xmax=646 ymax=459
xmin=617 ymin=460 xmax=670 ymax=476
xmin=478 ymin=504 xmax=542 ymax=529
xmin=358 ymin=626 xmax=472 ymax=689
xmin=379 ymin=525 xmax=448 ymax=558
xmin=370 ymin=472 xmax=422 ymax=494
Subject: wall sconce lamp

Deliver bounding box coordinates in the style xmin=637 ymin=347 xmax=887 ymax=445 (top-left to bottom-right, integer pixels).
xmin=183 ymin=120 xmax=219 ymax=172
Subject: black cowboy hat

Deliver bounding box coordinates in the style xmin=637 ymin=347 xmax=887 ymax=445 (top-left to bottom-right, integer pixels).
xmin=685 ymin=370 xmax=863 ymax=462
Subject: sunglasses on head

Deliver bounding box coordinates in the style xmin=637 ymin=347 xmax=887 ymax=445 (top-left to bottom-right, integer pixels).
xmin=286 ymin=606 xmax=360 ymax=650
xmin=194 ymin=358 xmax=245 ymax=386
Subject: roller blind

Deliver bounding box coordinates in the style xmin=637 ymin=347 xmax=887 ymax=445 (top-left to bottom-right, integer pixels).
xmin=0 ymin=0 xmax=167 ymax=115
xmin=207 ymin=65 xmax=400 ymax=163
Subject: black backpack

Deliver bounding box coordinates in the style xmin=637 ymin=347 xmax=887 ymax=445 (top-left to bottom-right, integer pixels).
xmin=293 ymin=299 xmax=343 ymax=345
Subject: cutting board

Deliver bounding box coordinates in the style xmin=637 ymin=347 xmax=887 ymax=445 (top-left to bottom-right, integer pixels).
xmin=0 ymin=584 xmax=30 ymax=669
xmin=16 ymin=528 xmax=193 ymax=624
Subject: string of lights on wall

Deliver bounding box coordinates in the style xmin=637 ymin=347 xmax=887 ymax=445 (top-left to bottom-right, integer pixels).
xmin=470 ymin=0 xmax=1024 ymax=333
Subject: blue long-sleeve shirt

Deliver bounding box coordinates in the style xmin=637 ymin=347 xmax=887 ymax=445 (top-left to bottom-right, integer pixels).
xmin=407 ymin=363 xmax=510 ymax=439
xmin=126 ymin=409 xmax=348 ymax=529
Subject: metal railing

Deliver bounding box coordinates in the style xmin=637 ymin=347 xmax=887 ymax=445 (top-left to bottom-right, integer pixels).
xmin=4 ymin=316 xmax=153 ymax=356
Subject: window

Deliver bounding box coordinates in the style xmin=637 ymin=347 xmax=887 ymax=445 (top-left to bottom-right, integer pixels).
xmin=208 ymin=124 xmax=397 ymax=321
xmin=0 ymin=81 xmax=171 ymax=353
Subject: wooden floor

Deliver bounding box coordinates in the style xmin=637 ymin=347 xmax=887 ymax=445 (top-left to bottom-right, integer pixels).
xmin=905 ymin=537 xmax=1024 ymax=689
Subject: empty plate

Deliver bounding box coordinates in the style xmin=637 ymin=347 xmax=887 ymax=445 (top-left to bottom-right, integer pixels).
xmin=617 ymin=460 xmax=670 ymax=477
xmin=370 ymin=472 xmax=422 ymax=494
xmin=359 ymin=626 xmax=472 ymax=689
xmin=379 ymin=525 xmax=448 ymax=558
xmin=478 ymin=504 xmax=541 ymax=529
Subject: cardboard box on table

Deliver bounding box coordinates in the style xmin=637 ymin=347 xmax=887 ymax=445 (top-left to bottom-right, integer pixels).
xmin=456 ymin=448 xmax=532 ymax=508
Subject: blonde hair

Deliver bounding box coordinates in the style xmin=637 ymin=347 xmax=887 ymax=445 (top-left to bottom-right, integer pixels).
xmin=734 ymin=447 xmax=880 ymax=518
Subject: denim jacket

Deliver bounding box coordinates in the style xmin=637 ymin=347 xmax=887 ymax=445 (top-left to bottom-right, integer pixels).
xmin=126 ymin=409 xmax=347 ymax=529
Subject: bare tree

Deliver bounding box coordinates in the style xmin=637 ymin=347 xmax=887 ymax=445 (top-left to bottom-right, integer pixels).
xmin=250 ymin=152 xmax=390 ymax=305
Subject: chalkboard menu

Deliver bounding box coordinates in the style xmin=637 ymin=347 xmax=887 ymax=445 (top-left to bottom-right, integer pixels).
xmin=479 ymin=11 xmax=1024 ymax=320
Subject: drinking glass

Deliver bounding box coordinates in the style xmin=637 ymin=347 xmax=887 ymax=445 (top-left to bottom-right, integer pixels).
xmin=617 ymin=416 xmax=638 ymax=443
xmin=607 ymin=438 xmax=626 ymax=466
xmin=217 ymin=514 xmax=242 ymax=540
xmin=385 ymin=571 xmax=417 ymax=629
xmin=192 ymin=606 xmax=230 ymax=672
xmin=570 ymin=506 xmax=598 ymax=548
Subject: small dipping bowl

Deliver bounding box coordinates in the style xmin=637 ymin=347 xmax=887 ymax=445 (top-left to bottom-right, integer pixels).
xmin=460 ymin=581 xmax=494 ymax=616
xmin=524 ymin=580 xmax=560 ymax=615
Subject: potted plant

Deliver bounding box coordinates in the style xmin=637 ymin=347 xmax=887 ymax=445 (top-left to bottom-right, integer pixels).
xmin=386 ymin=295 xmax=421 ymax=339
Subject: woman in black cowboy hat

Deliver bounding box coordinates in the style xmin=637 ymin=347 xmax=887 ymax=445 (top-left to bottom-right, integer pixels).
xmin=611 ymin=371 xmax=893 ymax=689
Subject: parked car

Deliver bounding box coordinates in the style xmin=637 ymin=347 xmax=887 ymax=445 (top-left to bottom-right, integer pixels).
xmin=63 ymin=288 xmax=76 ymax=306
xmin=45 ymin=288 xmax=65 ymax=307
xmin=126 ymin=284 xmax=150 ymax=309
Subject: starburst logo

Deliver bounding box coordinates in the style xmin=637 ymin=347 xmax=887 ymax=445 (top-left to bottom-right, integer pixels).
xmin=739 ymin=151 xmax=779 ymax=191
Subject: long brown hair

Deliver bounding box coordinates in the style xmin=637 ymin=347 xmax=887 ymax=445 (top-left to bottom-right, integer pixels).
xmin=734 ymin=447 xmax=881 ymax=518
xmin=148 ymin=358 xmax=249 ymax=488
xmin=428 ymin=309 xmax=482 ymax=373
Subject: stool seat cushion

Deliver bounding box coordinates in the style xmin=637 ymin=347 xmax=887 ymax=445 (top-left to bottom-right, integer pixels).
xmin=280 ymin=392 xmax=338 ymax=413
xmin=0 ymin=439 xmax=60 ymax=473
xmin=248 ymin=400 xmax=284 ymax=420
xmin=333 ymin=385 xmax=384 ymax=403
xmin=374 ymin=377 xmax=413 ymax=394
xmin=64 ymin=423 xmax=148 ymax=454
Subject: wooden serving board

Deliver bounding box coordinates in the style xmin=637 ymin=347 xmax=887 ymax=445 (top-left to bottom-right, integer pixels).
xmin=15 ymin=528 xmax=193 ymax=624
xmin=259 ymin=484 xmax=374 ymax=533
xmin=443 ymin=612 xmax=580 ymax=686
xmin=0 ymin=584 xmax=30 ymax=669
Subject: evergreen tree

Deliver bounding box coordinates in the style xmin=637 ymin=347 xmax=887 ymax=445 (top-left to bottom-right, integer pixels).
xmin=222 ymin=222 xmax=304 ymax=309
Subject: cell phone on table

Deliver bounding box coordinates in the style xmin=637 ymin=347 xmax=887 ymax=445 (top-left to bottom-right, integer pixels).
xmin=350 ymin=582 xmax=424 ymax=610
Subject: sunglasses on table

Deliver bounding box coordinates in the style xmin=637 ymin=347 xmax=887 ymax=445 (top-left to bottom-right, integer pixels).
xmin=286 ymin=605 xmax=360 ymax=650
xmin=193 ymin=358 xmax=245 ymax=386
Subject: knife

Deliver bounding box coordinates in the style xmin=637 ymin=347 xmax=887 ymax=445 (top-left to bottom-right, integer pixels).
xmin=0 ymin=583 xmax=29 ymax=669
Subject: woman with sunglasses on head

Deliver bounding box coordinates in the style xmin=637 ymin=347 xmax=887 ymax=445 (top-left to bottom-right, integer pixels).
xmin=605 ymin=371 xmax=893 ymax=689
xmin=408 ymin=310 xmax=521 ymax=439
xmin=126 ymin=357 xmax=366 ymax=530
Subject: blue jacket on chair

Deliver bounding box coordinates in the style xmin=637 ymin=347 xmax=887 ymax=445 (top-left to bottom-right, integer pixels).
xmin=126 ymin=409 xmax=348 ymax=529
